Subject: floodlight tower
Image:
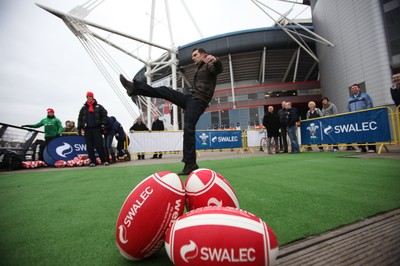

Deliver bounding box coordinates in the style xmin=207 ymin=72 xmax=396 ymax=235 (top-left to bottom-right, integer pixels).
xmin=36 ymin=0 xmax=203 ymax=131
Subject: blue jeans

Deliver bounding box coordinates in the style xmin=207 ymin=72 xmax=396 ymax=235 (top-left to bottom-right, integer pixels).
xmin=104 ymin=133 xmax=115 ymax=155
xmin=134 ymin=80 xmax=207 ymax=164
xmin=288 ymin=126 xmax=300 ymax=153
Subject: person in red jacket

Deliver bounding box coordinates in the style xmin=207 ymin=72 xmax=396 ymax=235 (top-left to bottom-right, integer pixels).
xmin=77 ymin=92 xmax=109 ymax=167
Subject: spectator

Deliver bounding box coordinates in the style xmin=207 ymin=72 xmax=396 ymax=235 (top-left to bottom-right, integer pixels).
xmin=285 ymin=102 xmax=300 ymax=153
xmin=62 ymin=120 xmax=71 ymax=132
xmin=120 ymin=48 xmax=223 ymax=175
xmin=69 ymin=121 xmax=78 ymax=133
xmin=22 ymin=108 xmax=63 ymax=161
xmin=306 ymin=101 xmax=323 ymax=152
xmin=77 ymin=92 xmax=109 ymax=166
xmin=347 ymin=84 xmax=376 ymax=153
xmin=104 ymin=116 xmax=117 ymax=163
xmin=130 ymin=117 xmax=149 ymax=160
xmin=321 ymin=97 xmax=339 ymax=152
xmin=347 ymin=84 xmax=373 ymax=111
xmin=390 ymin=73 xmax=400 ymax=106
xmin=262 ymin=106 xmax=279 ymax=154
xmin=151 ymin=114 xmax=165 ymax=159
xmin=321 ymin=97 xmax=338 ymax=116
xmin=114 ymin=121 xmax=127 ymax=161
xmin=278 ymin=101 xmax=288 ymax=153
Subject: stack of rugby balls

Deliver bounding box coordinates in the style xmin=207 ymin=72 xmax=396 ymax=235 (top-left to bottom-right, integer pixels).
xmin=115 ymin=168 xmax=279 ymax=265
xmin=21 ymin=160 xmax=47 ymax=169
xmin=54 ymin=156 xmax=90 ymax=168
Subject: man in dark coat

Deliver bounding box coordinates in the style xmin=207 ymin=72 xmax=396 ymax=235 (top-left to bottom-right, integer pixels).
xmin=278 ymin=101 xmax=288 ymax=153
xmin=77 ymin=92 xmax=109 ymax=166
xmin=262 ymin=106 xmax=280 ymax=154
xmin=120 ymin=48 xmax=223 ymax=175
xmin=129 ymin=117 xmax=149 ymax=160
xmin=285 ymin=102 xmax=300 ymax=153
xmin=390 ymin=73 xmax=400 ymax=106
xmin=151 ymin=114 xmax=164 ymax=159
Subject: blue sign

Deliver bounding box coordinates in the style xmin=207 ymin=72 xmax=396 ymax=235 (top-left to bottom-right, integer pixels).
xmin=300 ymin=108 xmax=391 ymax=145
xmin=196 ymin=130 xmax=242 ymax=150
xmin=43 ymin=135 xmax=89 ymax=166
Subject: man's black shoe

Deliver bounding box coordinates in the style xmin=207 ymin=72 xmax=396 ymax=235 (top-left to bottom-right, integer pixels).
xmin=178 ymin=163 xmax=199 ymax=175
xmin=119 ymin=74 xmax=137 ymax=96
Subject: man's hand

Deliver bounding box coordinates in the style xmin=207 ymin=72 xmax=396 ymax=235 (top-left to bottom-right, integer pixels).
xmin=203 ymin=54 xmax=217 ymax=64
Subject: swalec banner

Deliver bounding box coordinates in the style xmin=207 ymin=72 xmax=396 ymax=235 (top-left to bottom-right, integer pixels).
xmin=300 ymin=108 xmax=391 ymax=145
xmin=196 ymin=130 xmax=242 ymax=150
xmin=44 ymin=135 xmax=89 ymax=165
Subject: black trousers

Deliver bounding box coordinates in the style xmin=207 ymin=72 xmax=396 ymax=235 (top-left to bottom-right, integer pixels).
xmin=85 ymin=127 xmax=107 ymax=164
xmin=133 ymin=80 xmax=207 ymax=164
xmin=280 ymin=127 xmax=288 ymax=152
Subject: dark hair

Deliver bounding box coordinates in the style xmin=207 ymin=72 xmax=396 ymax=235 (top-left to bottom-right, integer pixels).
xmin=351 ymin=83 xmax=360 ymax=88
xmin=321 ymin=97 xmax=329 ymax=101
xmin=193 ymin=48 xmax=207 ymax=54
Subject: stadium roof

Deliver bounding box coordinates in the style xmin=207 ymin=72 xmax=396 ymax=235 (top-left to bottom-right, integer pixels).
xmin=135 ymin=25 xmax=318 ymax=85
xmin=134 ymin=25 xmax=321 ymax=110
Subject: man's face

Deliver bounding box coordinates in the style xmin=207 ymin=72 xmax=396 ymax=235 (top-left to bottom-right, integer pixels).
xmin=322 ymin=99 xmax=328 ymax=106
xmin=192 ymin=50 xmax=205 ymax=65
xmin=86 ymin=96 xmax=94 ymax=102
xmin=281 ymin=101 xmax=286 ymax=108
xmin=268 ymin=106 xmax=274 ymax=113
xmin=393 ymin=74 xmax=400 ymax=85
xmin=351 ymin=85 xmax=360 ymax=95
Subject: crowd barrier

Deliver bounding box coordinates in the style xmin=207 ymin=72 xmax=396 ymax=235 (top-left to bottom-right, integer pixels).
xmin=300 ymin=106 xmax=399 ymax=153
xmin=127 ymin=129 xmax=270 ymax=155
xmin=36 ymin=106 xmax=399 ymax=163
xmin=127 ymin=106 xmax=399 ymax=156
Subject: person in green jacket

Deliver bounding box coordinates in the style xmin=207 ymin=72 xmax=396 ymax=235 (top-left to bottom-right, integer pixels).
xmin=22 ymin=108 xmax=63 ymax=160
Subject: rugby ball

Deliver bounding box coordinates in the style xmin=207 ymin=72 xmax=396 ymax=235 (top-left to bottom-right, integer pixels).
xmin=66 ymin=159 xmax=76 ymax=167
xmin=83 ymin=159 xmax=91 ymax=166
xmin=116 ymin=171 xmax=186 ymax=260
xmin=185 ymin=168 xmax=239 ymax=211
xmin=22 ymin=161 xmax=31 ymax=169
xmin=165 ymin=206 xmax=279 ymax=266
xmin=54 ymin=160 xmax=66 ymax=168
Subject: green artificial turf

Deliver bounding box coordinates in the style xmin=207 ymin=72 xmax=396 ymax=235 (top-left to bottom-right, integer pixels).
xmin=0 ymin=153 xmax=399 ymax=265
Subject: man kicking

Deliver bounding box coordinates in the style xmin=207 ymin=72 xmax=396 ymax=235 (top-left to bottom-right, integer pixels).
xmin=120 ymin=48 xmax=223 ymax=175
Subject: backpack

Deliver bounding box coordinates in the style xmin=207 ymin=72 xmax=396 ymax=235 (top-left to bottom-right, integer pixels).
xmin=0 ymin=149 xmax=23 ymax=171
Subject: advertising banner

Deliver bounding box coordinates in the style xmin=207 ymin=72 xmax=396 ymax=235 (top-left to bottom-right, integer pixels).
xmin=43 ymin=135 xmax=89 ymax=165
xmin=300 ymin=108 xmax=391 ymax=145
xmin=196 ymin=130 xmax=242 ymax=150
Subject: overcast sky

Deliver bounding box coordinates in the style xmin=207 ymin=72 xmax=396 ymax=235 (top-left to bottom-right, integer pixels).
xmin=0 ymin=0 xmax=310 ymax=130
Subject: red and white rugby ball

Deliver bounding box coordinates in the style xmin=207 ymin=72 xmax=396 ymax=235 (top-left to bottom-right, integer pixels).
xmin=54 ymin=160 xmax=66 ymax=168
xmin=116 ymin=171 xmax=186 ymax=260
xmin=22 ymin=161 xmax=31 ymax=169
xmin=66 ymin=159 xmax=76 ymax=167
xmin=165 ymin=206 xmax=279 ymax=266
xmin=185 ymin=168 xmax=239 ymax=211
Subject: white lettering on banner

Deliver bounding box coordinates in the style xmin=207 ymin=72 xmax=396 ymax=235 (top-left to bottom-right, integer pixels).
xmin=200 ymin=247 xmax=256 ymax=262
xmin=123 ymin=187 xmax=154 ymax=227
xmin=74 ymin=143 xmax=87 ymax=151
xmin=334 ymin=121 xmax=378 ymax=133
xmin=217 ymin=136 xmax=239 ymax=142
